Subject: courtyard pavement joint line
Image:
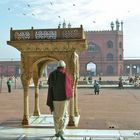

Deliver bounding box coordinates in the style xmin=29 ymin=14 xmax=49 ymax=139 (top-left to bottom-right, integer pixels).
xmin=1 ymin=127 xmax=140 ymax=139
xmin=0 ymin=127 xmax=4 ymax=130
xmin=17 ymin=134 xmax=26 ymax=140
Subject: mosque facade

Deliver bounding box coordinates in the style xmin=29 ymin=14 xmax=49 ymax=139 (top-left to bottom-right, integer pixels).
xmin=79 ymin=19 xmax=124 ymax=76
xmin=1 ymin=20 xmax=140 ymax=77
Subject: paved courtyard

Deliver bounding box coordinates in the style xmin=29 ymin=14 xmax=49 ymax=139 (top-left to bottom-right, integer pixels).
xmin=0 ymin=87 xmax=140 ymax=139
xmin=0 ymin=87 xmax=140 ymax=129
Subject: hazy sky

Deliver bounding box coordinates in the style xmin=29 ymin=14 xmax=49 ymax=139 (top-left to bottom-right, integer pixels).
xmin=0 ymin=0 xmax=140 ymax=60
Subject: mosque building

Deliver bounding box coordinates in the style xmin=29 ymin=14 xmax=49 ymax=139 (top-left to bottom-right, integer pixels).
xmin=0 ymin=20 xmax=140 ymax=77
xmin=80 ymin=19 xmax=124 ymax=76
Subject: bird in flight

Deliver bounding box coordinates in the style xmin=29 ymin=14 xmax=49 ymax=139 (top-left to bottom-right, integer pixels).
xmin=27 ymin=4 xmax=30 ymax=7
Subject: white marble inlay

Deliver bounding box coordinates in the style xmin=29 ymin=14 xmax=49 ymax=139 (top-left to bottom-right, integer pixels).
xmin=35 ymin=30 xmax=57 ymax=39
xmin=14 ymin=31 xmax=30 ymax=40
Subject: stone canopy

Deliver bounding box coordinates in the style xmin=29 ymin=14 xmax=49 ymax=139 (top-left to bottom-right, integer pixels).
xmin=7 ymin=25 xmax=87 ymax=126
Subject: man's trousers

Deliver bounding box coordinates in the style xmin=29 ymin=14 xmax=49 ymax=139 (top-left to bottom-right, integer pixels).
xmin=53 ymin=100 xmax=69 ymax=135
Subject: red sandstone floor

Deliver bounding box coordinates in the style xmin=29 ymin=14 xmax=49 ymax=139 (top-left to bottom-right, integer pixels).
xmin=0 ymin=88 xmax=140 ymax=130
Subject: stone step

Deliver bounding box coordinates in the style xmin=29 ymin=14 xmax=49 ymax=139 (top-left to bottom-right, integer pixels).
xmin=1 ymin=126 xmax=140 ymax=140
xmin=0 ymin=134 xmax=140 ymax=140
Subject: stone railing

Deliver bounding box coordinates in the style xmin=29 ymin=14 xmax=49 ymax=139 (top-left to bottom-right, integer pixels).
xmin=10 ymin=25 xmax=84 ymax=41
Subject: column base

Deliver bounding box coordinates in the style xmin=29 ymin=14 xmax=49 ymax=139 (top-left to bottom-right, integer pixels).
xmin=68 ymin=116 xmax=75 ymax=126
xmin=22 ymin=116 xmax=29 ymax=125
xmin=68 ymin=115 xmax=80 ymax=127
xmin=74 ymin=111 xmax=79 ymax=117
xmin=33 ymin=110 xmax=40 ymax=116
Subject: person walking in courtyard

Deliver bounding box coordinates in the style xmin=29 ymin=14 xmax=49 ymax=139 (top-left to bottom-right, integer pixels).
xmin=7 ymin=77 xmax=12 ymax=93
xmin=99 ymin=76 xmax=102 ymax=84
xmin=46 ymin=60 xmax=72 ymax=140
xmin=118 ymin=76 xmax=123 ymax=89
xmin=93 ymin=80 xmax=100 ymax=95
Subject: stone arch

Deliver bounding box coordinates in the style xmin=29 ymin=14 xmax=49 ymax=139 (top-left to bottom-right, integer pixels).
xmin=87 ymin=42 xmax=100 ymax=53
xmin=107 ymin=53 xmax=113 ymax=61
xmin=20 ymin=52 xmax=79 ymax=126
xmin=107 ymin=40 xmax=113 ymax=48
xmin=32 ymin=57 xmax=58 ymax=116
xmin=106 ymin=65 xmax=114 ymax=75
xmin=86 ymin=62 xmax=97 ymax=76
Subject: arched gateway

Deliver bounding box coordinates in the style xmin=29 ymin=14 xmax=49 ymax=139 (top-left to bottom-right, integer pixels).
xmin=7 ymin=25 xmax=87 ymax=126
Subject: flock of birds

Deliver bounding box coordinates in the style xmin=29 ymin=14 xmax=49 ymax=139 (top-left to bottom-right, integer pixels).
xmin=6 ymin=1 xmax=99 ymax=24
xmin=7 ymin=2 xmax=77 ymax=20
xmin=6 ymin=1 xmax=132 ymax=26
xmin=6 ymin=2 xmax=98 ymax=26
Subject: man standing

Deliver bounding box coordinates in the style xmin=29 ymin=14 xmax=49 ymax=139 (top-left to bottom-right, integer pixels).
xmin=47 ymin=60 xmax=72 ymax=140
xmin=93 ymin=80 xmax=100 ymax=95
xmin=7 ymin=78 xmax=12 ymax=93
xmin=118 ymin=76 xmax=123 ymax=89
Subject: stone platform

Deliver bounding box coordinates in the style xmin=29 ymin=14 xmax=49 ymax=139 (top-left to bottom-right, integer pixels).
xmin=0 ymin=126 xmax=140 ymax=140
xmin=28 ymin=114 xmax=80 ymax=128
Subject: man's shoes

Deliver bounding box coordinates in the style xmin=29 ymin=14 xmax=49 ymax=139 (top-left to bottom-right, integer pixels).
xmin=55 ymin=133 xmax=59 ymax=137
xmin=59 ymin=134 xmax=65 ymax=140
xmin=55 ymin=133 xmax=65 ymax=140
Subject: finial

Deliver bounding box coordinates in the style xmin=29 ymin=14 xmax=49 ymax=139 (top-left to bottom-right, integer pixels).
xmin=68 ymin=22 xmax=71 ymax=28
xmin=121 ymin=21 xmax=123 ymax=31
xmin=116 ymin=19 xmax=120 ymax=31
xmin=62 ymin=20 xmax=66 ymax=28
xmin=58 ymin=22 xmax=61 ymax=28
xmin=111 ymin=21 xmax=114 ymax=30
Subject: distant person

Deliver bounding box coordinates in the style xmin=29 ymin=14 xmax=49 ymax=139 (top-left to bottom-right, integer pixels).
xmin=88 ymin=76 xmax=92 ymax=84
xmin=47 ymin=60 xmax=72 ymax=140
xmin=129 ymin=77 xmax=133 ymax=84
xmin=99 ymin=76 xmax=102 ymax=84
xmin=118 ymin=76 xmax=123 ymax=89
xmin=93 ymin=80 xmax=100 ymax=95
xmin=83 ymin=76 xmax=86 ymax=81
xmin=39 ymin=81 xmax=43 ymax=89
xmin=7 ymin=78 xmax=12 ymax=93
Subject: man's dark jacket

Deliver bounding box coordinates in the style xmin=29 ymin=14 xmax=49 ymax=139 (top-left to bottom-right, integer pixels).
xmin=47 ymin=67 xmax=72 ymax=111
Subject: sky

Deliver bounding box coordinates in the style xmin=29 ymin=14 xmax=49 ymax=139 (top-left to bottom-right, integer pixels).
xmin=0 ymin=0 xmax=140 ymax=60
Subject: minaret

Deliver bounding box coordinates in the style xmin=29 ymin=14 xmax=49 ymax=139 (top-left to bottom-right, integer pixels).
xmin=62 ymin=20 xmax=66 ymax=28
xmin=68 ymin=22 xmax=71 ymax=28
xmin=110 ymin=21 xmax=114 ymax=30
xmin=58 ymin=22 xmax=61 ymax=28
xmin=116 ymin=19 xmax=120 ymax=31
xmin=121 ymin=21 xmax=123 ymax=31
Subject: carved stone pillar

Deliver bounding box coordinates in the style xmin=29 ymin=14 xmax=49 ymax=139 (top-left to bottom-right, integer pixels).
xmin=21 ymin=73 xmax=30 ymax=125
xmin=68 ymin=76 xmax=75 ymax=126
xmin=66 ymin=53 xmax=76 ymax=126
xmin=21 ymin=55 xmax=32 ymax=125
xmin=33 ymin=84 xmax=40 ymax=116
xmin=74 ymin=53 xmax=80 ymax=117
xmin=33 ymin=64 xmax=40 ymax=116
xmin=74 ymin=77 xmax=79 ymax=116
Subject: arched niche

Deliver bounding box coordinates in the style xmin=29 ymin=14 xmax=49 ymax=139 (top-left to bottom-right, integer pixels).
xmin=87 ymin=62 xmax=97 ymax=76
